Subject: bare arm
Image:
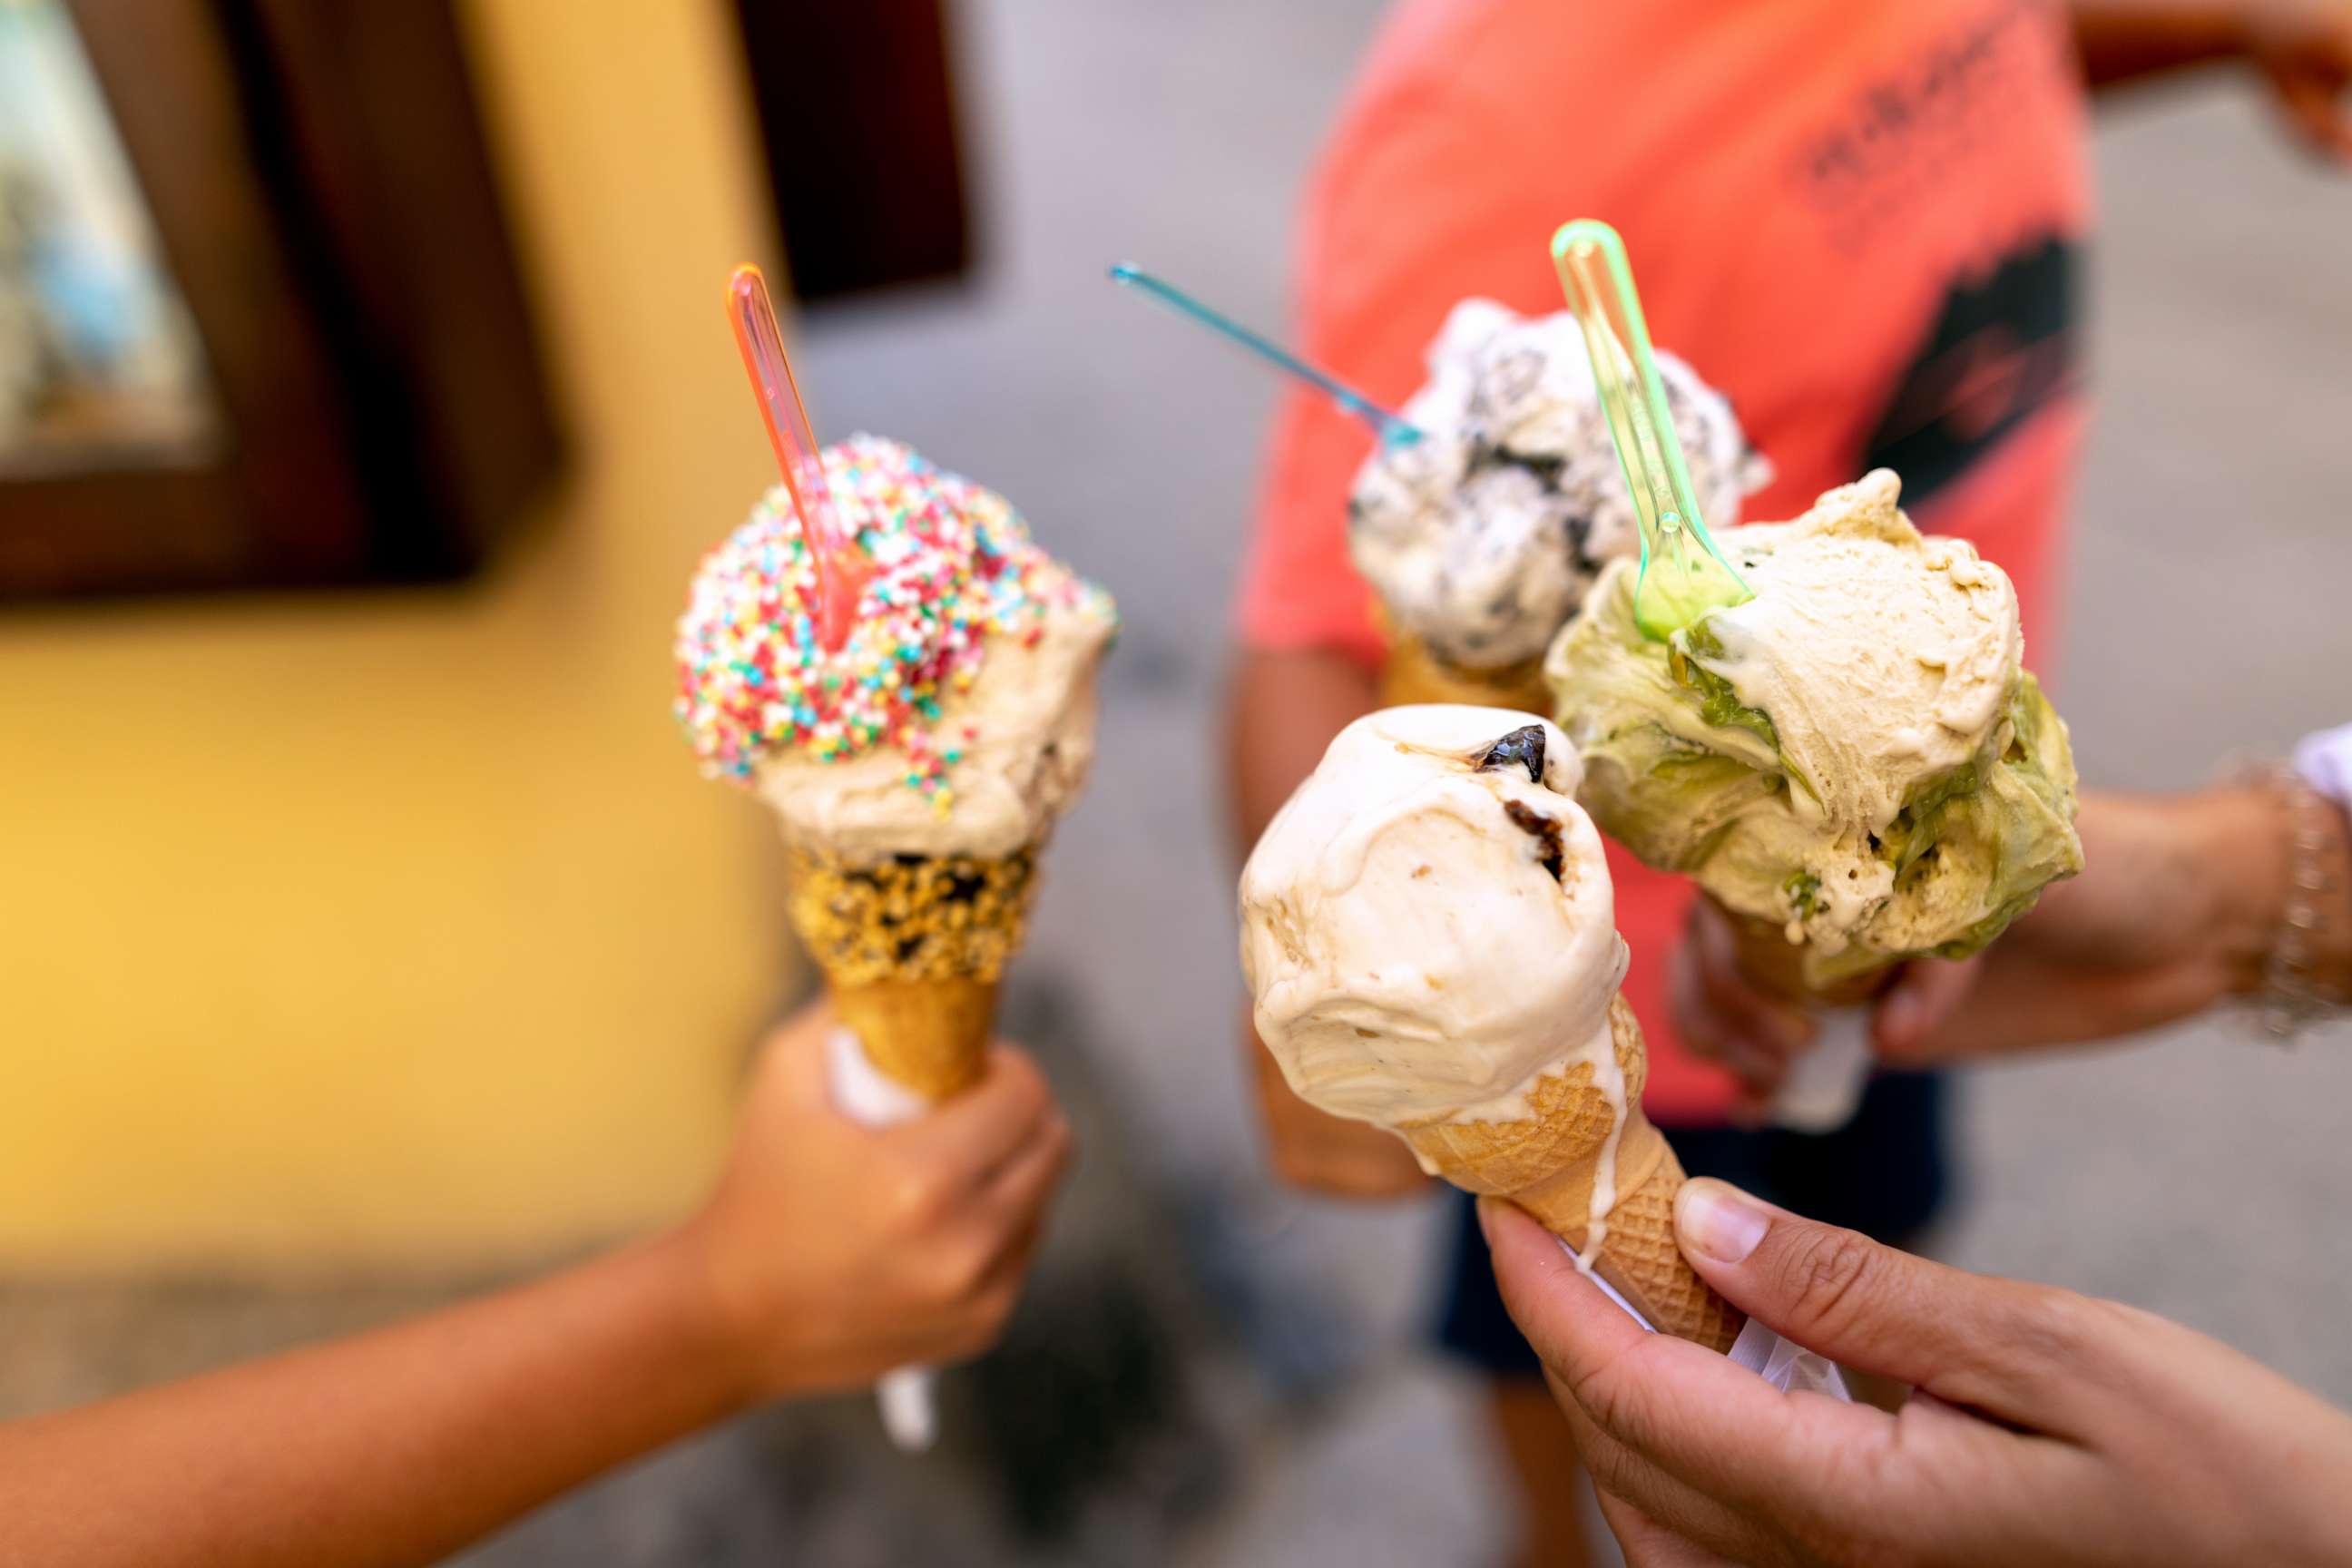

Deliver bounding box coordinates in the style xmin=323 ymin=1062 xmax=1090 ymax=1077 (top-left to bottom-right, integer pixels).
xmin=1223 ymin=644 xmax=1380 ymax=858
xmin=0 ymin=1240 xmax=739 ymax=1568
xmin=1226 ymin=646 xmax=1433 ymax=1198
xmin=2071 ymin=0 xmax=2352 ymax=158
xmin=0 ymin=1011 xmax=1072 ymax=1568
xmin=1673 ymin=784 xmax=2352 ymax=1089
xmin=2072 ymin=1 xmax=2250 ymax=86
xmin=1893 ymin=782 xmax=2352 ymax=1058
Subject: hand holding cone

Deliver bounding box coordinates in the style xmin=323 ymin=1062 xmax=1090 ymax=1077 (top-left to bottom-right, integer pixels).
xmin=678 ymin=275 xmax=1116 ymax=1446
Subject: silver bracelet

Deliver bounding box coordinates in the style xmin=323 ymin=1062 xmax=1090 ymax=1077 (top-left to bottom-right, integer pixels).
xmin=2237 ymin=761 xmax=2349 ymax=1044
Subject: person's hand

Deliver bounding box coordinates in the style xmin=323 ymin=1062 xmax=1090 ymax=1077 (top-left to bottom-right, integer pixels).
xmin=1873 ymin=785 xmax=2352 ymax=1063
xmin=1244 ymin=998 xmax=1431 ymax=1200
xmin=1483 ymin=1181 xmax=2352 ymax=1568
xmin=1669 ymin=789 xmax=2327 ymax=1084
xmin=679 ymin=1005 xmax=1073 ymax=1401
xmin=1664 ymin=898 xmax=1981 ymax=1115
xmin=1665 ymin=898 xmax=1834 ymax=1115
xmin=2239 ymin=0 xmax=2352 ymax=160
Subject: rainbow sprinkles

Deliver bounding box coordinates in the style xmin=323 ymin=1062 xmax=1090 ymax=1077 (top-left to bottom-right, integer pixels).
xmin=674 ymin=434 xmax=1117 ymax=810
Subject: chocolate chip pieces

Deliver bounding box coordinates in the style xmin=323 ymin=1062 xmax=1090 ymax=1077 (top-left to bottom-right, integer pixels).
xmin=1503 ymin=799 xmax=1566 ymax=883
xmin=1477 ymin=724 xmax=1548 ymax=784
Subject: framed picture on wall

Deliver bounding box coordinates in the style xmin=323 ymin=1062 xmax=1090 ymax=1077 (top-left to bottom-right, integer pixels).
xmin=0 ymin=0 xmax=562 ymax=600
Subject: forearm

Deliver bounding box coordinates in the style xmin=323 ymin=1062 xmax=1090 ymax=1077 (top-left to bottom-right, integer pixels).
xmin=2071 ymin=2 xmax=2250 ymax=87
xmin=0 ymin=1231 xmax=745 ymax=1568
xmin=1224 ymin=644 xmax=1380 ymax=859
xmin=1906 ymin=784 xmax=2352 ymax=1057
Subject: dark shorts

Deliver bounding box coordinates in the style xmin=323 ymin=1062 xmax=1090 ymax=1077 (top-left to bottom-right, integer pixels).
xmin=1436 ymin=1070 xmax=1950 ymax=1377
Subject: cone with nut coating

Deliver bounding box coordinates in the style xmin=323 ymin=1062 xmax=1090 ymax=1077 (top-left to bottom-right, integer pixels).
xmin=1399 ymin=993 xmax=1743 ymax=1351
xmin=784 ymin=844 xmax=1039 ymax=1101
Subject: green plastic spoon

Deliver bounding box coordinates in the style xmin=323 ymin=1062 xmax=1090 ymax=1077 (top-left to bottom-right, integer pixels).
xmin=1552 ymin=220 xmax=1750 ymax=642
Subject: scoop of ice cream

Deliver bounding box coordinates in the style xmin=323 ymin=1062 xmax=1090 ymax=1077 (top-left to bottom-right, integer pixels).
xmin=675 ymin=434 xmax=1118 ymax=860
xmin=1349 ymin=299 xmax=1769 ymax=671
xmin=1239 ymin=706 xmax=1626 ymax=1126
xmin=1546 ymin=470 xmax=2082 ymax=984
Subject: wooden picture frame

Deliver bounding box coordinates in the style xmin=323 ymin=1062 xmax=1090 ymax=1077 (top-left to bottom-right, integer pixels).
xmin=0 ymin=0 xmax=561 ymax=600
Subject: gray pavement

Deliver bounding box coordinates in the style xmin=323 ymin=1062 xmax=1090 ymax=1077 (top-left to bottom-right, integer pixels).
xmin=5 ymin=4 xmax=2348 ymax=1563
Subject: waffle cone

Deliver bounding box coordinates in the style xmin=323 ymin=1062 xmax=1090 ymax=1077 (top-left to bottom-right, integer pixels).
xmin=784 ymin=843 xmax=1038 ymax=1101
xmin=1400 ymin=994 xmax=1742 ymax=1351
xmin=1378 ymin=629 xmax=1553 ymax=713
xmin=1715 ymin=898 xmax=1894 ymax=1009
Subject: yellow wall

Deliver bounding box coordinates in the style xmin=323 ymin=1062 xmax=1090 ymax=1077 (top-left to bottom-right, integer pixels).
xmin=0 ymin=0 xmax=799 ymax=1269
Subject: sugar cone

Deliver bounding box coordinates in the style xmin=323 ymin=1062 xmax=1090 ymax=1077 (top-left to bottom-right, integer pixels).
xmin=784 ymin=844 xmax=1038 ymax=1101
xmin=830 ymin=976 xmax=996 ymax=1099
xmin=1715 ymin=899 xmax=1894 ymax=1009
xmin=1380 ymin=630 xmax=1553 ymax=712
xmin=1400 ymin=994 xmax=1742 ymax=1351
xmin=1369 ymin=603 xmax=1552 ymax=712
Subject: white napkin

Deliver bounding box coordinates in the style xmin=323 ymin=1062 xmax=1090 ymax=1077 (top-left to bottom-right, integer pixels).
xmin=826 ymin=1026 xmax=940 ymax=1451
xmin=1769 ymin=1007 xmax=1875 ymax=1133
xmin=1558 ymin=1236 xmax=1850 ymax=1398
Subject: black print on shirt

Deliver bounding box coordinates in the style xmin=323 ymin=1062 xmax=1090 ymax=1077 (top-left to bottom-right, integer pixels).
xmin=1857 ymin=233 xmax=2080 ymax=505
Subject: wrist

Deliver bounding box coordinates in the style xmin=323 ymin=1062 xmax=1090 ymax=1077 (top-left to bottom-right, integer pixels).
xmin=2289 ymin=790 xmax=2352 ymax=998
xmin=2202 ymin=771 xmax=2352 ymax=1010
xmin=652 ymin=1217 xmax=768 ymax=1416
xmin=2194 ymin=786 xmax=2295 ymax=995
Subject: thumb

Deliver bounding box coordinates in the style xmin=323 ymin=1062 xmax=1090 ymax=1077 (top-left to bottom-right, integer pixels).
xmin=1674 ymin=1179 xmax=2089 ymax=1429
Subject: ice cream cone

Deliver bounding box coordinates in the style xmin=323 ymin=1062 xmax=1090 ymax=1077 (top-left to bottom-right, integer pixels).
xmin=1712 ymin=898 xmax=1897 ymax=1132
xmin=1399 ymin=994 xmax=1742 ymax=1351
xmin=1715 ymin=899 xmax=1894 ymax=1009
xmin=1379 ymin=628 xmax=1553 ymax=712
xmin=784 ymin=844 xmax=1039 ymax=1100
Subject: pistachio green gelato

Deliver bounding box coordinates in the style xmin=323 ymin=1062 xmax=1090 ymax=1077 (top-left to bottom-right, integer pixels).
xmin=1544 ymin=469 xmax=2082 ymax=987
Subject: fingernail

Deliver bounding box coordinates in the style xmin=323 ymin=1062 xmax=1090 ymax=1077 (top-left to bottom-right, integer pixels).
xmin=1475 ymin=1197 xmax=1496 ymax=1246
xmin=1677 ymin=1179 xmax=1769 ymax=1263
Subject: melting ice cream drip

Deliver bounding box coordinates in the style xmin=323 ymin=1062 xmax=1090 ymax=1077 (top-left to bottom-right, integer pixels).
xmin=1586 ymin=1024 xmax=1626 ymax=1279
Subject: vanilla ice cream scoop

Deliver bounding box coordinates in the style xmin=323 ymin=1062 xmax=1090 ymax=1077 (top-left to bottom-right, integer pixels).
xmin=1349 ymin=299 xmax=1769 ymax=671
xmin=1240 ymin=706 xmax=1626 ymax=1127
xmin=1548 ymin=470 xmax=2082 ymax=984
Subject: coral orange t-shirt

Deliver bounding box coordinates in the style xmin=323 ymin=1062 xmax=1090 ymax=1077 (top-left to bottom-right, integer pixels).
xmin=1240 ymin=0 xmax=2092 ymax=1123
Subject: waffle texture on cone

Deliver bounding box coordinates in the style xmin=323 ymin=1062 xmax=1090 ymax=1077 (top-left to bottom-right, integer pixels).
xmin=1400 ymin=993 xmax=1647 ymax=1183
xmin=1562 ymin=1137 xmax=1740 ymax=1351
xmin=834 ymin=976 xmax=995 ymax=1099
xmin=785 ymin=845 xmax=1037 ymax=987
xmin=1401 ymin=995 xmax=1740 ymax=1349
